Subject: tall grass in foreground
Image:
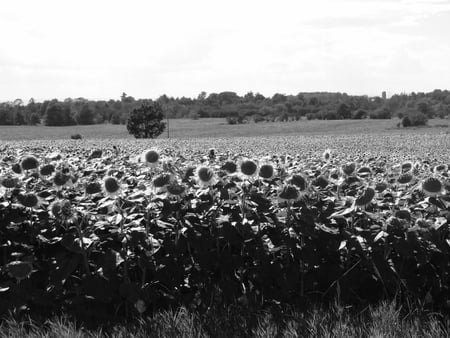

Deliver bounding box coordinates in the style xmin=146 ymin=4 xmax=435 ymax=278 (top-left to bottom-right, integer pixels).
xmin=1 ymin=302 xmax=448 ymax=338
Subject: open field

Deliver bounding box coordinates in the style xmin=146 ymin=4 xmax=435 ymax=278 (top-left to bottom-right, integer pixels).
xmin=0 ymin=118 xmax=449 ymax=140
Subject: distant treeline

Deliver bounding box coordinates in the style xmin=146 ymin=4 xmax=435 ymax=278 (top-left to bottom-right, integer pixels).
xmin=0 ymin=90 xmax=449 ymax=126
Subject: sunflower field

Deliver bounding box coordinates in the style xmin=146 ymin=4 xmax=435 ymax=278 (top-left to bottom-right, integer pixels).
xmin=0 ymin=133 xmax=449 ymax=322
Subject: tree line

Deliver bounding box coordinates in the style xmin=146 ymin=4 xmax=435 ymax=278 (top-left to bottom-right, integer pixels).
xmin=0 ymin=90 xmax=449 ymax=126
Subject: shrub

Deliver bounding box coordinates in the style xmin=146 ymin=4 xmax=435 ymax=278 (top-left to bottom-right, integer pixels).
xmin=306 ymin=113 xmax=316 ymax=120
xmin=126 ymin=102 xmax=166 ymax=138
xmin=369 ymin=108 xmax=391 ymax=119
xmin=352 ymin=109 xmax=368 ymax=119
xmin=70 ymin=134 xmax=82 ymax=140
xmin=402 ymin=111 xmax=428 ymax=127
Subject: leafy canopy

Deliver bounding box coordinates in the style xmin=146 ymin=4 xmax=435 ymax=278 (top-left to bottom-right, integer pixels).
xmin=126 ymin=102 xmax=166 ymax=138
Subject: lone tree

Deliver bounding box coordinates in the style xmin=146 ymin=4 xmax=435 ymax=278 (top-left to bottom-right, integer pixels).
xmin=126 ymin=102 xmax=166 ymax=138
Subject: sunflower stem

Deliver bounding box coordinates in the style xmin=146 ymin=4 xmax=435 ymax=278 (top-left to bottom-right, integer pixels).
xmin=75 ymin=220 xmax=90 ymax=275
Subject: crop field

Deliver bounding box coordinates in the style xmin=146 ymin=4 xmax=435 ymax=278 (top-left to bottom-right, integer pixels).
xmin=1 ymin=130 xmax=450 ymax=335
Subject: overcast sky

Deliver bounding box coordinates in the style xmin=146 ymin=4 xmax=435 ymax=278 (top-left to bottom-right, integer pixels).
xmin=1 ymin=0 xmax=449 ymax=101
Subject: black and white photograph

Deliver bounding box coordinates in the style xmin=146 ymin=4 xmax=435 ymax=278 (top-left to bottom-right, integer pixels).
xmin=1 ymin=0 xmax=449 ymax=336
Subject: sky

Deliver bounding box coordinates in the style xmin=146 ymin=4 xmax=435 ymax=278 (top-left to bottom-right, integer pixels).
xmin=1 ymin=0 xmax=449 ymax=102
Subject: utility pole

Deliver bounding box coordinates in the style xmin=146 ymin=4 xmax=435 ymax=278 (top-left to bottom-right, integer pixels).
xmin=166 ymin=109 xmax=170 ymax=138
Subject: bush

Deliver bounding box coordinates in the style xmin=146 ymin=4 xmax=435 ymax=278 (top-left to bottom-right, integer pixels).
xmin=306 ymin=113 xmax=316 ymax=120
xmin=110 ymin=113 xmax=121 ymax=125
xmin=369 ymin=108 xmax=391 ymax=119
xmin=402 ymin=111 xmax=428 ymax=127
xmin=29 ymin=113 xmax=41 ymax=125
xmin=70 ymin=134 xmax=82 ymax=140
xmin=352 ymin=109 xmax=368 ymax=119
xmin=126 ymin=102 xmax=166 ymax=138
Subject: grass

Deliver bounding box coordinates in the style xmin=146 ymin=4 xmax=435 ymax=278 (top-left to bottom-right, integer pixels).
xmin=0 ymin=118 xmax=448 ymax=141
xmin=1 ymin=302 xmax=448 ymax=337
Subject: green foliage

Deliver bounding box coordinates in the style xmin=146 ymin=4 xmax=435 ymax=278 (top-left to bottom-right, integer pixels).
xmin=0 ymin=303 xmax=448 ymax=337
xmin=29 ymin=113 xmax=41 ymax=125
xmin=0 ymin=142 xmax=449 ymax=323
xmin=370 ymin=107 xmax=391 ymax=119
xmin=76 ymin=104 xmax=95 ymax=125
xmin=337 ymin=103 xmax=351 ymax=119
xmin=126 ymin=102 xmax=166 ymax=138
xmin=402 ymin=111 xmax=428 ymax=127
xmin=44 ymin=103 xmax=76 ymax=126
xmin=352 ymin=109 xmax=368 ymax=119
xmin=1 ymin=89 xmax=450 ymax=124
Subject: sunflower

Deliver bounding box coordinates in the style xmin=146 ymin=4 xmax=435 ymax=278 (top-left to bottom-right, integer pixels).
xmin=152 ymin=173 xmax=173 ymax=192
xmin=221 ymin=160 xmax=237 ymax=175
xmin=420 ymin=177 xmax=443 ymax=196
xmin=141 ymin=148 xmax=160 ymax=167
xmin=397 ymin=173 xmax=414 ymax=185
xmin=0 ymin=175 xmax=19 ymax=189
xmin=103 ymin=176 xmax=122 ymax=197
xmin=20 ymin=155 xmax=39 ymax=171
xmin=401 ymin=161 xmax=413 ymax=173
xmin=166 ymin=182 xmax=186 ymax=197
xmin=322 ymin=149 xmax=332 ymax=162
xmin=40 ymin=163 xmax=56 ymax=177
xmin=85 ymin=181 xmax=102 ymax=195
xmin=278 ymin=184 xmax=300 ymax=202
xmin=433 ymin=164 xmax=448 ymax=175
xmin=195 ymin=166 xmax=216 ymax=187
xmin=239 ymin=158 xmax=258 ymax=178
xmin=17 ymin=192 xmax=41 ymax=209
xmin=259 ymin=162 xmax=275 ymax=180
xmin=52 ymin=171 xmax=71 ymax=189
xmin=289 ymin=174 xmax=308 ymax=192
xmin=354 ymin=187 xmax=375 ymax=207
xmin=341 ymin=162 xmax=356 ymax=176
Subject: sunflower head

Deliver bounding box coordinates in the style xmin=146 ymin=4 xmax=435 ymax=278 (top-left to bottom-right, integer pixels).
xmin=259 ymin=163 xmax=275 ymax=180
xmin=341 ymin=162 xmax=356 ymax=176
xmin=40 ymin=163 xmax=56 ymax=177
xmin=103 ymin=176 xmax=121 ymax=196
xmin=1 ymin=175 xmax=19 ymax=189
xmin=142 ymin=148 xmax=160 ymax=166
xmin=18 ymin=192 xmax=40 ymax=208
xmin=239 ymin=159 xmax=258 ymax=177
xmin=278 ymin=185 xmax=299 ymax=202
xmin=289 ymin=174 xmax=308 ymax=191
xmin=152 ymin=173 xmax=173 ymax=189
xmin=221 ymin=161 xmax=237 ymax=174
xmin=397 ymin=173 xmax=414 ymax=185
xmin=21 ymin=155 xmax=39 ymax=171
xmin=85 ymin=182 xmax=102 ymax=194
xmin=421 ymin=177 xmax=443 ymax=196
xmin=196 ymin=166 xmax=216 ymax=186
xmin=355 ymin=187 xmax=375 ymax=207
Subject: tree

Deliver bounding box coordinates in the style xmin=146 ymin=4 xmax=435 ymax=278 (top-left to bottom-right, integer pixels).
xmin=76 ymin=104 xmax=95 ymax=125
xmin=15 ymin=111 xmax=26 ymax=125
xmin=44 ymin=102 xmax=76 ymax=126
xmin=126 ymin=102 xmax=166 ymax=138
xmin=30 ymin=113 xmax=41 ymax=125
xmin=337 ymin=103 xmax=351 ymax=119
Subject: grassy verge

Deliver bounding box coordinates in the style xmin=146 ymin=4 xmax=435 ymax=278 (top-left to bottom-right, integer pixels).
xmin=1 ymin=302 xmax=448 ymax=337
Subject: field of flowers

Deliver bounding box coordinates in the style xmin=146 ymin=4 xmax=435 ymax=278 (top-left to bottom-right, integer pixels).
xmin=0 ymin=133 xmax=449 ymax=322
